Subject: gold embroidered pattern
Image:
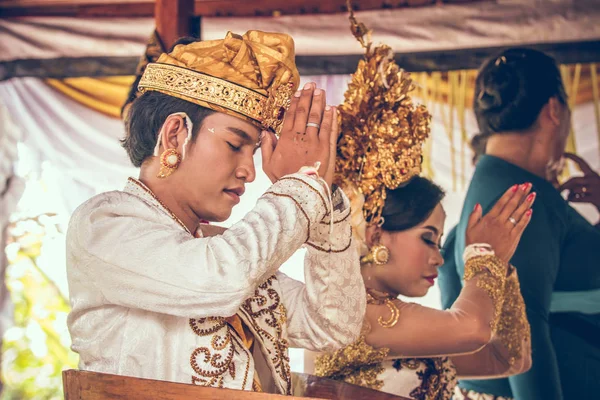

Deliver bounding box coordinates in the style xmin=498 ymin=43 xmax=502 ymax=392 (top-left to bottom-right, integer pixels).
xmin=262 ymin=82 xmax=295 ymax=135
xmin=392 ymin=357 xmax=457 ymax=400
xmin=241 ymin=276 xmax=293 ymax=395
xmin=496 ymin=271 xmax=530 ymax=366
xmin=463 ymin=255 xmax=508 ymax=332
xmin=316 ymin=312 xmax=458 ymax=399
xmin=139 ymin=63 xmax=293 ymax=134
xmin=189 ymin=317 xmax=240 ymax=388
xmin=140 ymin=63 xmax=265 ymax=121
xmin=315 ymin=335 xmax=389 ymax=390
xmin=230 ymin=332 xmax=252 ymax=390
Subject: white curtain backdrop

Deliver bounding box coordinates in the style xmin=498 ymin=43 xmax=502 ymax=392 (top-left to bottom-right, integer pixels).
xmin=0 ymin=105 xmax=25 ymax=349
xmin=3 ymin=1 xmax=600 ymax=63
xmin=0 ymin=74 xmax=598 ymax=373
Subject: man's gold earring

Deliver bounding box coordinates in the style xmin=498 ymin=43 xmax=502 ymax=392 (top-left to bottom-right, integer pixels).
xmin=157 ymin=148 xmax=182 ymax=178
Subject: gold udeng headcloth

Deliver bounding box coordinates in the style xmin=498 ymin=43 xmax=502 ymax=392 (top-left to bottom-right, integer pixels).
xmin=335 ymin=9 xmax=431 ymax=227
xmin=138 ymin=31 xmax=300 ymax=134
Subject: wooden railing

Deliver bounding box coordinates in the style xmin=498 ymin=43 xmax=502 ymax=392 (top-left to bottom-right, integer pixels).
xmin=62 ymin=370 xmax=411 ymax=399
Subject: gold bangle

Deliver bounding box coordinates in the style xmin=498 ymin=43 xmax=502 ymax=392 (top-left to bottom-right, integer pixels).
xmin=464 ymin=255 xmax=508 ymax=332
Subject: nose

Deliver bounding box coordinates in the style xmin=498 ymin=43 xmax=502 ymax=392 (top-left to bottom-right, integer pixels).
xmin=431 ymin=249 xmax=444 ymax=268
xmin=236 ymin=154 xmax=256 ymax=183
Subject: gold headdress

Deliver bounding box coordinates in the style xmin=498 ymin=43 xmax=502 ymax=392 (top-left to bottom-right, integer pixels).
xmin=335 ymin=7 xmax=431 ymax=226
xmin=138 ymin=31 xmax=300 ymax=134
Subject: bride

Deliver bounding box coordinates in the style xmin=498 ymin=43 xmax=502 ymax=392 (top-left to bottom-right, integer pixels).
xmin=312 ymin=9 xmax=532 ymax=400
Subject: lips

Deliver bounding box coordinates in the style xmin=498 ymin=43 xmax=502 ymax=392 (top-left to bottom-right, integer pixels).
xmin=424 ymin=275 xmax=438 ymax=285
xmin=223 ymin=187 xmax=244 ymax=204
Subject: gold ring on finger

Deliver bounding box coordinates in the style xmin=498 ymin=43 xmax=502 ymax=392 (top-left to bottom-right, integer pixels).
xmin=306 ymin=122 xmax=320 ymax=129
xmin=508 ymin=217 xmax=517 ymax=225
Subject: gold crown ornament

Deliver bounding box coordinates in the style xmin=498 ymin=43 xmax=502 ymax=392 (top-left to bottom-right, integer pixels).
xmin=138 ymin=31 xmax=300 ymax=134
xmin=334 ymin=3 xmax=432 ymax=226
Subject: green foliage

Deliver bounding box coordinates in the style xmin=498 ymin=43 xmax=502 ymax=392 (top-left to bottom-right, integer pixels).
xmin=1 ymin=215 xmax=78 ymax=400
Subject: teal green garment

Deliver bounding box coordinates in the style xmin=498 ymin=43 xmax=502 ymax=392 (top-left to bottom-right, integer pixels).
xmin=550 ymin=290 xmax=600 ymax=314
xmin=445 ymin=155 xmax=600 ymax=400
xmin=438 ymin=226 xmax=462 ymax=311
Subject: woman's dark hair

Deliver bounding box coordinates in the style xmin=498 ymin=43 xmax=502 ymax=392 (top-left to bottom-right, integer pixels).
xmin=122 ymin=92 xmax=214 ymax=167
xmin=380 ymin=176 xmax=445 ymax=232
xmin=470 ymin=133 xmax=488 ymax=165
xmin=474 ymin=48 xmax=567 ymax=137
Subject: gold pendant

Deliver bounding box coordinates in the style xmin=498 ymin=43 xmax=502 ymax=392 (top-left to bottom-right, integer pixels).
xmin=378 ymin=299 xmax=400 ymax=328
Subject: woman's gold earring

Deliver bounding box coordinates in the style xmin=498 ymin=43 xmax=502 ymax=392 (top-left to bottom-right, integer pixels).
xmin=360 ymin=244 xmax=390 ymax=265
xmin=157 ymin=148 xmax=182 ymax=178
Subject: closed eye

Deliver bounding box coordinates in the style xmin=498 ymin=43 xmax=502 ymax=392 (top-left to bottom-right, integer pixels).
xmin=422 ymin=237 xmax=442 ymax=250
xmin=227 ymin=142 xmax=241 ymax=152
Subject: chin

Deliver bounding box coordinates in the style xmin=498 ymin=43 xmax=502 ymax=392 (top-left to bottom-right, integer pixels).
xmin=404 ymin=287 xmax=429 ymax=298
xmin=211 ymin=210 xmax=232 ymax=223
xmin=197 ymin=206 xmax=233 ymax=223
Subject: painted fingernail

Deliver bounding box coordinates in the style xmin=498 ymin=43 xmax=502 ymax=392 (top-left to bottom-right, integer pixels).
xmin=520 ymin=183 xmax=528 ymax=191
xmin=325 ymin=105 xmax=331 ymax=111
xmin=474 ymin=203 xmax=481 ymax=211
xmin=294 ymin=90 xmax=302 ymax=97
xmin=314 ymin=88 xmax=322 ymax=96
xmin=527 ymin=192 xmax=536 ymax=202
xmin=511 ymin=184 xmax=518 ymax=193
xmin=303 ymin=82 xmax=313 ymax=90
xmin=526 ymin=209 xmax=533 ymax=217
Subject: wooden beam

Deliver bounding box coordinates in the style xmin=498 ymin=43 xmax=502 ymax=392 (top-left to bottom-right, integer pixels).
xmin=0 ymin=56 xmax=140 ymax=81
xmin=155 ymin=0 xmax=195 ymax=50
xmin=4 ymin=40 xmax=600 ymax=82
xmin=294 ymin=40 xmax=600 ymax=74
xmin=0 ymin=1 xmax=154 ymax=17
xmin=0 ymin=0 xmax=486 ymax=18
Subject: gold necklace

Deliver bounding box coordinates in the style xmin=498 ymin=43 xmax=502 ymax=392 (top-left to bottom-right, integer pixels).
xmin=128 ymin=177 xmax=193 ymax=236
xmin=366 ymin=288 xmax=400 ymax=329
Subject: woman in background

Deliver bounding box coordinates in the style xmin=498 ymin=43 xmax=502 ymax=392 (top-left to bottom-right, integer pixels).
xmin=441 ymin=48 xmax=600 ymax=400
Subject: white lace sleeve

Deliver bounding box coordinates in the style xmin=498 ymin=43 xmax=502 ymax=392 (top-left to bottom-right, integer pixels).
xmin=279 ymin=187 xmax=366 ymax=352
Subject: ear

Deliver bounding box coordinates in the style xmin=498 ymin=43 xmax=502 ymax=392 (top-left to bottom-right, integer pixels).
xmin=365 ymin=224 xmax=383 ymax=248
xmin=546 ymin=96 xmax=563 ymax=127
xmin=159 ymin=114 xmax=188 ymax=153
